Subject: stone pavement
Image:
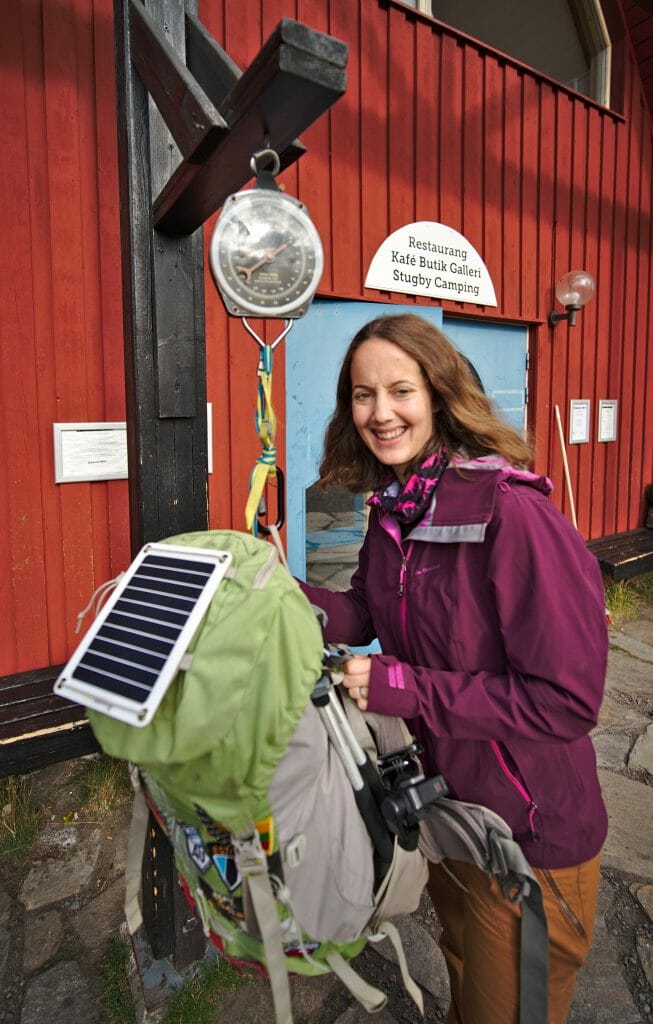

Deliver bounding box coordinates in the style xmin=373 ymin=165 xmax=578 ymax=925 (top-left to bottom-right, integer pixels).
xmin=1 ymin=578 xmax=651 ymax=1023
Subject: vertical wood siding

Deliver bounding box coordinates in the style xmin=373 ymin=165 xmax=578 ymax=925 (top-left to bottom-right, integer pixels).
xmin=202 ymin=0 xmax=652 ymax=546
xmin=1 ymin=0 xmax=128 ymax=675
xmin=1 ymin=0 xmax=652 ymax=675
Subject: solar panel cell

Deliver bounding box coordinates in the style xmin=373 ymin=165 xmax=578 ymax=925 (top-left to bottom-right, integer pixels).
xmin=54 ymin=543 xmax=233 ymax=726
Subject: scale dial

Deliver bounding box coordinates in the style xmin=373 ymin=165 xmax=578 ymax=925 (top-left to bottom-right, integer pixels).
xmin=210 ymin=189 xmax=324 ymax=318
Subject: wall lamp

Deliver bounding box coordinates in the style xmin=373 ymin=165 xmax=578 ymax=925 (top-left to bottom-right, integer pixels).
xmin=548 ymin=270 xmax=596 ymax=328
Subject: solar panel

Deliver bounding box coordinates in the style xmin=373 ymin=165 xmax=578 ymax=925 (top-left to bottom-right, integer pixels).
xmin=54 ymin=543 xmax=233 ymax=727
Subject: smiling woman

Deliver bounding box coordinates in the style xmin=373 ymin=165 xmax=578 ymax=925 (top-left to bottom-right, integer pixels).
xmin=351 ymin=339 xmax=435 ymax=482
xmin=318 ymin=313 xmax=531 ymax=494
xmin=297 ymin=312 xmax=609 ymax=1024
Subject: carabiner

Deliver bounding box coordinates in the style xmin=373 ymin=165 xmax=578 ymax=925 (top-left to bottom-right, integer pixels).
xmin=257 ymin=466 xmax=285 ymax=536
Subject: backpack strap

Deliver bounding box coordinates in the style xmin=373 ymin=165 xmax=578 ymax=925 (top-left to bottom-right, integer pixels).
xmin=372 ymin=920 xmax=424 ymax=1014
xmin=124 ymin=766 xmax=149 ymax=935
xmin=233 ymin=831 xmax=294 ymax=1024
xmin=489 ymin=831 xmax=549 ymax=1024
xmin=422 ymin=806 xmax=549 ymax=1024
xmin=324 ymin=952 xmax=388 ymax=1013
xmin=341 ymin=705 xmax=550 ymax=1024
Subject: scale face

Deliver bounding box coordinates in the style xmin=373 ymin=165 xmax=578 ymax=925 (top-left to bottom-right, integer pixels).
xmin=209 ymin=189 xmax=324 ymax=319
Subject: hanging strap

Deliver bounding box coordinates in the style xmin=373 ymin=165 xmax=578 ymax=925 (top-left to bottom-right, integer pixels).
xmin=324 ymin=952 xmax=388 ymax=1013
xmin=491 ymin=831 xmax=549 ymax=1024
xmin=124 ymin=766 xmax=149 ymax=935
xmin=374 ymin=921 xmax=424 ymax=1014
xmin=245 ymin=343 xmax=277 ymax=533
xmin=234 ymin=831 xmax=293 ymax=1024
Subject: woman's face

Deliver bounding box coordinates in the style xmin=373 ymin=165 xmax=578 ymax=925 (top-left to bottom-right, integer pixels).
xmin=350 ymin=338 xmax=435 ymax=482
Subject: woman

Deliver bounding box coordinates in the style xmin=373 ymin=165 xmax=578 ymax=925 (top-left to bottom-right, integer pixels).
xmin=299 ymin=313 xmax=608 ymax=1024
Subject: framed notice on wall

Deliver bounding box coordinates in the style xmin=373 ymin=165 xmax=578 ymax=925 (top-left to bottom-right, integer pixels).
xmin=569 ymin=400 xmax=590 ymax=444
xmin=598 ymin=400 xmax=618 ymax=442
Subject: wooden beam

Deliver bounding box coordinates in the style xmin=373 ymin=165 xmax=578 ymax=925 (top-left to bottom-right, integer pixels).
xmin=184 ymin=11 xmax=306 ymax=172
xmin=154 ymin=18 xmax=347 ymax=235
xmin=129 ymin=0 xmax=228 ymax=163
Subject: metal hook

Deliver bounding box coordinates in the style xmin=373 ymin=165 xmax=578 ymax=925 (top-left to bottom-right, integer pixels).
xmin=242 ymin=318 xmax=293 ymax=351
xmin=249 ymin=148 xmax=281 ymax=178
xmin=256 ymin=466 xmax=285 ymax=535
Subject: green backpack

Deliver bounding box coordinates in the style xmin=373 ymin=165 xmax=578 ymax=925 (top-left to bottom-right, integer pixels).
xmin=64 ymin=530 xmax=429 ymax=1022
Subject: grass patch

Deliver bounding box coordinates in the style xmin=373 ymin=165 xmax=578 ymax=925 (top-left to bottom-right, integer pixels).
xmin=630 ymin=570 xmax=653 ymax=605
xmin=604 ymin=571 xmax=653 ymax=626
xmin=74 ymin=755 xmax=132 ymax=816
xmin=0 ymin=775 xmax=41 ymax=862
xmin=161 ymin=957 xmax=250 ymax=1024
xmin=99 ymin=936 xmax=135 ymax=1024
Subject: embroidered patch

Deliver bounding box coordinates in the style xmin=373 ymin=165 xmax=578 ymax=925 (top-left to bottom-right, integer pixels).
xmin=194 ymin=805 xmax=232 ymax=845
xmin=181 ymin=825 xmax=212 ymax=873
xmin=210 ymin=847 xmax=241 ymax=891
xmin=256 ymin=815 xmax=275 ymax=855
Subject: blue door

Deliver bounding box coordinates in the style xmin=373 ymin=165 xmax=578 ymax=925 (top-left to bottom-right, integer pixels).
xmin=442 ymin=317 xmax=527 ymax=434
xmin=285 ymin=300 xmax=527 ymax=579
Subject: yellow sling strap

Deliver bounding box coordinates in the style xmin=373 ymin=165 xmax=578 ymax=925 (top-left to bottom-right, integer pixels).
xmin=245 ymin=341 xmax=277 ymax=532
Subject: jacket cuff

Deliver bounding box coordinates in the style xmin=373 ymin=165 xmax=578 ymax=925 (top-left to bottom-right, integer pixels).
xmin=367 ymin=656 xmax=419 ymax=719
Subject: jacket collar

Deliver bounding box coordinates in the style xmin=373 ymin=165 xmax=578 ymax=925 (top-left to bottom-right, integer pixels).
xmin=398 ymin=455 xmax=553 ymax=544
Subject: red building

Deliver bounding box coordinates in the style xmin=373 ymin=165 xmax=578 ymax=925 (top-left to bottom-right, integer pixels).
xmin=1 ymin=0 xmax=652 ymax=682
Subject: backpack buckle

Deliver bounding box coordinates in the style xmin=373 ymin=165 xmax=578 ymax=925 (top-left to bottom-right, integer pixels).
xmin=500 ymin=871 xmax=532 ymax=905
xmin=232 ymin=831 xmax=267 ymax=877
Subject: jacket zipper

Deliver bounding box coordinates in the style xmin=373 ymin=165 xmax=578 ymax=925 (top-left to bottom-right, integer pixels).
xmin=542 ymin=868 xmax=587 ymax=939
xmin=398 ymin=554 xmax=408 ymax=597
xmin=397 ymin=544 xmax=413 ymax=652
xmin=490 ymin=740 xmax=539 ymax=843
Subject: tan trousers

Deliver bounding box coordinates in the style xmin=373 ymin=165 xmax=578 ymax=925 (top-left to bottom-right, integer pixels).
xmin=427 ymin=852 xmax=602 ymax=1024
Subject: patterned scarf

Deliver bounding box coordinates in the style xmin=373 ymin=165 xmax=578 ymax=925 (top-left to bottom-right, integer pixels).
xmin=367 ymin=447 xmax=449 ymax=525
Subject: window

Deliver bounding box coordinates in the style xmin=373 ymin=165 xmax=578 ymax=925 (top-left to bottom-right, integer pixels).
xmin=428 ymin=0 xmax=612 ymax=106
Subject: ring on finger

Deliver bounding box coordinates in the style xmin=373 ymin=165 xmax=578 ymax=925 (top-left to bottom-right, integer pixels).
xmin=360 ymin=687 xmax=368 ymax=700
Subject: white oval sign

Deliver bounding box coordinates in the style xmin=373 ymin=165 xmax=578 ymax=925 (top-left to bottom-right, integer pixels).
xmin=365 ymin=222 xmax=497 ymax=307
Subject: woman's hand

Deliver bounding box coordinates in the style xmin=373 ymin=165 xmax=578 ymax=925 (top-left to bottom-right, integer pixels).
xmin=342 ymin=656 xmax=371 ymax=711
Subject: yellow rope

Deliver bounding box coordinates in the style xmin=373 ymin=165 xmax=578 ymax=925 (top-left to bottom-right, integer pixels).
xmin=245 ymin=345 xmax=277 ymax=532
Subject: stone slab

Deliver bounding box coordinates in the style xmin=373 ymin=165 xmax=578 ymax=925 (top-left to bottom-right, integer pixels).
xmin=630 ymin=883 xmax=653 ymax=924
xmin=21 ymin=961 xmax=100 ymax=1024
xmin=22 ymin=909 xmax=63 ymax=973
xmin=606 ymin=649 xmax=653 ymax=692
xmin=306 ymin=512 xmax=337 ymax=531
xmin=0 ymin=887 xmax=13 ymax=990
xmin=608 ymin=632 xmax=653 ymax=665
xmin=18 ymin=837 xmax=101 ymax=911
xmin=636 ymin=932 xmax=653 ymax=991
xmin=592 ymin=731 xmax=631 ymax=770
xmin=598 ymin=770 xmax=653 ymax=880
xmin=0 ymin=888 xmax=11 ymax=929
xmin=629 ymin=724 xmax=653 ymax=774
xmin=620 ymin=619 xmax=653 ymax=647
xmin=569 ymin=879 xmax=642 ymax=1024
xmin=0 ymin=931 xmax=10 ymax=993
xmin=215 ymin=973 xmax=343 ymax=1024
xmin=334 ymin=1007 xmax=398 ymax=1024
xmin=594 ymin=693 xmax=650 ymax=734
xmin=72 ymin=878 xmax=125 ymax=952
xmin=370 ymin=914 xmax=450 ymax=1002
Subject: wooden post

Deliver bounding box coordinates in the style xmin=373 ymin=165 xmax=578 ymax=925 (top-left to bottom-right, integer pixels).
xmin=112 ymin=0 xmax=347 ymax=980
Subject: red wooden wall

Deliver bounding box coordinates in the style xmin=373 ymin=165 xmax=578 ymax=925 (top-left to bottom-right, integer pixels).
xmin=1 ymin=0 xmax=652 ymax=676
xmin=1 ymin=0 xmax=129 ymax=677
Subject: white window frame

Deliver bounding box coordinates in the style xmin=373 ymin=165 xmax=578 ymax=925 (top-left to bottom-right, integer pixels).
xmin=570 ymin=0 xmax=612 ymax=107
xmin=404 ymin=0 xmax=612 ymax=108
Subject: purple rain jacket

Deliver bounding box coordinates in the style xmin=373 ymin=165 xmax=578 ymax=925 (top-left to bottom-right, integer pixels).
xmin=301 ymin=457 xmax=609 ymax=869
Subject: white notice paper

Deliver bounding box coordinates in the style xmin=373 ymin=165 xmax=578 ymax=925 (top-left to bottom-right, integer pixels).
xmin=54 ymin=423 xmax=128 ymax=483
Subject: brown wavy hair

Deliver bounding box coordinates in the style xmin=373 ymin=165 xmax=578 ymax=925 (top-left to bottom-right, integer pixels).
xmin=318 ymin=314 xmax=533 ymax=492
